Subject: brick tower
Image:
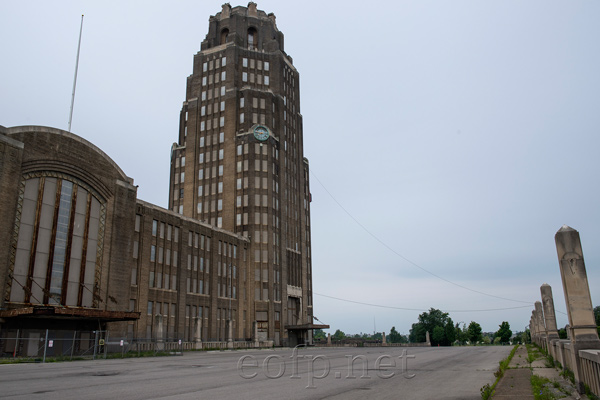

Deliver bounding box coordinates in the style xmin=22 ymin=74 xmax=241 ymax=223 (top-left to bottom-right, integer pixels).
xmin=168 ymin=3 xmax=314 ymax=346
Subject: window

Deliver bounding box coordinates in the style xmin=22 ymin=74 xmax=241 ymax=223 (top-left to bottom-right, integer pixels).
xmin=152 ymin=220 xmax=158 ymax=236
xmin=151 ymin=245 xmax=156 ymax=262
xmin=264 ymin=61 xmax=269 ymax=71
xmin=240 ymin=113 xmax=245 ymax=123
xmin=243 ymin=57 xmax=248 ymax=67
xmin=264 ymin=76 xmax=269 ymax=86
xmin=221 ymin=86 xmax=225 ymax=96
xmin=221 ymin=71 xmax=226 ymax=81
xmin=202 ymin=76 xmax=207 ymax=86
xmin=220 ymin=29 xmax=229 ymax=45
xmin=203 ymin=62 xmax=207 ymax=72
xmin=242 ymin=72 xmax=248 ymax=82
xmin=219 ymin=131 xmax=224 ymax=142
xmin=222 ymin=56 xmax=226 ymax=66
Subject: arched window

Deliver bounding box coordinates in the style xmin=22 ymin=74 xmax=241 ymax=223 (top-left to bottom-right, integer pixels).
xmin=220 ymin=28 xmax=229 ymax=45
xmin=247 ymin=28 xmax=257 ymax=50
xmin=9 ymin=173 xmax=105 ymax=307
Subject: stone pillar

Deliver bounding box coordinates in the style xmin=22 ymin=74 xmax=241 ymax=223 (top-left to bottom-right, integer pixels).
xmin=535 ymin=301 xmax=547 ymax=350
xmin=541 ymin=284 xmax=560 ymax=357
xmin=382 ymin=332 xmax=387 ymax=346
xmin=155 ymin=314 xmax=164 ymax=351
xmin=555 ymin=225 xmax=600 ymax=394
xmin=327 ymin=333 xmax=331 ymax=346
xmin=226 ymin=320 xmax=233 ymax=349
xmin=425 ymin=331 xmax=431 ymax=346
xmin=193 ymin=317 xmax=202 ymax=350
xmin=531 ymin=313 xmax=538 ymax=345
xmin=529 ymin=318 xmax=534 ymax=344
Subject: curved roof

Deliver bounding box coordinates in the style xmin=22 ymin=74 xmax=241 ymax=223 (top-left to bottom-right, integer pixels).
xmin=5 ymin=125 xmax=132 ymax=184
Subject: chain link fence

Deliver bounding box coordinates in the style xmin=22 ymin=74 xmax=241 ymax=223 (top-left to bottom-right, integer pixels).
xmin=0 ymin=329 xmax=187 ymax=362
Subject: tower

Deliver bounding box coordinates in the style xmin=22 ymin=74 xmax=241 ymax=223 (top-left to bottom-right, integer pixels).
xmin=168 ymin=3 xmax=313 ymax=346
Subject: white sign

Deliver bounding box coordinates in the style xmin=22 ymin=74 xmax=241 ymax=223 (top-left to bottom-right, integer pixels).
xmin=178 ymin=339 xmax=182 ymax=345
xmin=48 ymin=340 xmax=53 ymax=348
xmin=120 ymin=340 xmax=124 ymax=347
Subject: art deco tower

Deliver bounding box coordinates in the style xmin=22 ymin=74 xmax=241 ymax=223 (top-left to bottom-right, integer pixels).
xmin=168 ymin=3 xmax=314 ymax=345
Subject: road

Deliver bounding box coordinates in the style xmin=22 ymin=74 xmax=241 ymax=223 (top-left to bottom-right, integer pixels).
xmin=0 ymin=345 xmax=512 ymax=399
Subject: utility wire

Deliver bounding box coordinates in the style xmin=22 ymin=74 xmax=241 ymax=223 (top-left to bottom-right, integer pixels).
xmin=310 ymin=170 xmax=533 ymax=305
xmin=314 ymin=292 xmax=532 ymax=313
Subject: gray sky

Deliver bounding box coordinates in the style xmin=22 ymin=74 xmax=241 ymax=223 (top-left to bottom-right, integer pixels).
xmin=2 ymin=0 xmax=599 ymax=336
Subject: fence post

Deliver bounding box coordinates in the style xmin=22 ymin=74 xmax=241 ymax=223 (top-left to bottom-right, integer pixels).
xmin=42 ymin=329 xmax=49 ymax=363
xmin=13 ymin=329 xmax=19 ymax=359
xmin=93 ymin=330 xmax=99 ymax=360
xmin=104 ymin=331 xmax=109 ymax=359
xmin=70 ymin=331 xmax=76 ymax=360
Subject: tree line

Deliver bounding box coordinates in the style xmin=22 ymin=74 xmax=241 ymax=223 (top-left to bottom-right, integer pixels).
xmin=318 ymin=307 xmax=515 ymax=346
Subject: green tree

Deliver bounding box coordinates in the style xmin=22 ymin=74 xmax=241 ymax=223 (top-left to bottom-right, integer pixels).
xmin=455 ymin=322 xmax=468 ymax=345
xmin=445 ymin=318 xmax=456 ymax=345
xmin=496 ymin=321 xmax=512 ymax=344
xmin=332 ymin=329 xmax=345 ymax=341
xmin=388 ymin=326 xmax=402 ymax=343
xmin=558 ymin=327 xmax=567 ymax=340
xmin=493 ymin=337 xmax=501 ymax=345
xmin=432 ymin=326 xmax=445 ymax=345
xmin=467 ymin=321 xmax=482 ymax=344
xmin=313 ymin=329 xmax=326 ymax=341
xmin=409 ymin=308 xmax=452 ymax=346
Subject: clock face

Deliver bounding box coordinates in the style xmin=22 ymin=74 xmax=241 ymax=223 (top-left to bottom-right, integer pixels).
xmin=253 ymin=125 xmax=269 ymax=141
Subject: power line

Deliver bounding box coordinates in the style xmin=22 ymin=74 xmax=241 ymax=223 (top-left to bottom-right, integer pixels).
xmin=314 ymin=292 xmax=532 ymax=313
xmin=310 ymin=169 xmax=533 ymax=305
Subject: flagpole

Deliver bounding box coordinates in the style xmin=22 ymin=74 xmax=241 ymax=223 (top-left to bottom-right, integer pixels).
xmin=68 ymin=15 xmax=84 ymax=132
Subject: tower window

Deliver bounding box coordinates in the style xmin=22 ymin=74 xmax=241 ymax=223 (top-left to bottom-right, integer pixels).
xmin=220 ymin=29 xmax=229 ymax=45
xmin=247 ymin=28 xmax=257 ymax=50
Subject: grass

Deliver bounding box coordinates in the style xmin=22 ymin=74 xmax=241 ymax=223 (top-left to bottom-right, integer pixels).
xmin=480 ymin=344 xmax=519 ymax=400
xmin=530 ymin=374 xmax=556 ymax=400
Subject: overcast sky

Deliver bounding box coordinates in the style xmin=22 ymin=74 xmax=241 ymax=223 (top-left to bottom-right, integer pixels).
xmin=2 ymin=0 xmax=599 ymax=336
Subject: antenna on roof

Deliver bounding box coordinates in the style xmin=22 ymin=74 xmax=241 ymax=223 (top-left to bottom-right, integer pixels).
xmin=68 ymin=15 xmax=84 ymax=132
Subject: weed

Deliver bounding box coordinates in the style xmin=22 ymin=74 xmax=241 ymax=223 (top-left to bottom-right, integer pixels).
xmin=480 ymin=344 xmax=519 ymax=399
xmin=559 ymin=368 xmax=574 ymax=384
xmin=530 ymin=375 xmax=554 ymax=400
xmin=480 ymin=383 xmax=493 ymax=400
